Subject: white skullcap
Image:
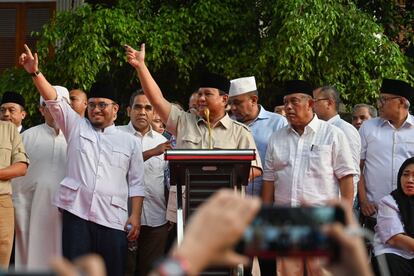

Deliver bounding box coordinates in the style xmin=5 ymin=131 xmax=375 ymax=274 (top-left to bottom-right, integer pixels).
xmin=40 ymin=85 xmax=70 ymax=105
xmin=229 ymin=76 xmax=257 ymax=97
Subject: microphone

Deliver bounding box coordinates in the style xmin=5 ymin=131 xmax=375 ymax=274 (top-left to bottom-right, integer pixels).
xmin=204 ymin=108 xmax=213 ymax=149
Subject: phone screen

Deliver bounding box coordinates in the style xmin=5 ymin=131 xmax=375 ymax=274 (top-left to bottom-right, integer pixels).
xmin=238 ymin=205 xmax=345 ymax=258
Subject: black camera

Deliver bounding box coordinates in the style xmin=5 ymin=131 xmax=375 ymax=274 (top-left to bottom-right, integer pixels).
xmin=237 ymin=205 xmax=345 ymax=259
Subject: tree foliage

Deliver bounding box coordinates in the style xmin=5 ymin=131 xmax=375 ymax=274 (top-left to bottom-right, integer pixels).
xmin=0 ymin=0 xmax=413 ymax=126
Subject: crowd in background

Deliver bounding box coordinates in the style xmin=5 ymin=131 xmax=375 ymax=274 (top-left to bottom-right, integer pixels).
xmin=0 ymin=43 xmax=414 ymax=276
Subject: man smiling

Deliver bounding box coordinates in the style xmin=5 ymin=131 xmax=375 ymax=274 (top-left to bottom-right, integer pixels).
xmin=19 ymin=44 xmax=145 ymax=276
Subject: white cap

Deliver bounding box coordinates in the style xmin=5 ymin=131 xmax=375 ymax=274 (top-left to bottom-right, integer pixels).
xmin=40 ymin=85 xmax=70 ymax=105
xmin=229 ymin=76 xmax=257 ymax=97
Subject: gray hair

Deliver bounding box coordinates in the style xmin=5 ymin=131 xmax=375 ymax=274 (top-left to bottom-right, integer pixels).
xmin=352 ymin=104 xmax=378 ymax=118
xmin=318 ymin=86 xmax=341 ymax=111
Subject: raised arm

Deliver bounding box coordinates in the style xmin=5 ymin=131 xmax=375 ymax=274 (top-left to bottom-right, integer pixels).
xmin=19 ymin=44 xmax=57 ymax=101
xmin=126 ymin=44 xmax=171 ymax=123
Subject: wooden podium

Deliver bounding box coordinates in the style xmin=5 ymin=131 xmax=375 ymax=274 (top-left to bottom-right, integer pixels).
xmin=164 ymin=149 xmax=256 ymax=276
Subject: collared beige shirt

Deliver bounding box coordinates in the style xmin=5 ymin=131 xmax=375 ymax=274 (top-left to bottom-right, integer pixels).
xmin=0 ymin=121 xmax=29 ymax=195
xmin=166 ymin=104 xmax=262 ymax=168
xmin=165 ymin=105 xmax=262 ymax=222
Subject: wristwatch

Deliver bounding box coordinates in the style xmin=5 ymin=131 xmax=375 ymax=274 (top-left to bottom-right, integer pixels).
xmin=154 ymin=256 xmax=189 ymax=276
xmin=30 ymin=70 xmax=41 ymax=77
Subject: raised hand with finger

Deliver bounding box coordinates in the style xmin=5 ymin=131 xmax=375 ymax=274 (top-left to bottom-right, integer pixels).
xmin=19 ymin=44 xmax=39 ymax=75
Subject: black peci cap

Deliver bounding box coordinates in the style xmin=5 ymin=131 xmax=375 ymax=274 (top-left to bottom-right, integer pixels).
xmin=1 ymin=91 xmax=25 ymax=108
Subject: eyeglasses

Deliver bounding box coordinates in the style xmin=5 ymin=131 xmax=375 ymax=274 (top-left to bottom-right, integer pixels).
xmin=313 ymin=98 xmax=329 ymax=102
xmin=376 ymin=96 xmax=401 ymax=105
xmin=87 ymin=102 xmax=115 ymax=110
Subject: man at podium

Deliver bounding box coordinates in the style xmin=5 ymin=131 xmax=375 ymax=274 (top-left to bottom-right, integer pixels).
xmin=125 ymin=44 xmax=262 ymax=224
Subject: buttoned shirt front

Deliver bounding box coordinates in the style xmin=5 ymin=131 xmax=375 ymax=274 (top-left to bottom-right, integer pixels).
xmin=46 ymin=98 xmax=145 ymax=231
xmin=360 ymin=115 xmax=414 ymax=203
xmin=165 ymin=105 xmax=262 ymax=222
xmin=373 ymin=194 xmax=414 ymax=259
xmin=118 ymin=122 xmax=168 ymax=227
xmin=0 ymin=121 xmax=29 ymax=195
xmin=263 ymin=115 xmax=356 ymax=206
xmin=12 ymin=123 xmax=67 ymax=195
xmin=328 ymin=114 xmax=361 ymax=197
xmin=242 ymin=105 xmax=287 ymax=195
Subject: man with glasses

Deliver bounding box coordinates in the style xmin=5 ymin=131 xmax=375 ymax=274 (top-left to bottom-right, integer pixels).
xmin=262 ymin=80 xmax=356 ymax=276
xmin=19 ymin=44 xmax=145 ymax=276
xmin=0 ymin=91 xmax=27 ymax=133
xmin=119 ymin=90 xmax=171 ymax=276
xmin=313 ymin=86 xmax=361 ymax=203
xmin=358 ymin=79 xmax=414 ymax=231
xmin=13 ymin=87 xmax=70 ymax=269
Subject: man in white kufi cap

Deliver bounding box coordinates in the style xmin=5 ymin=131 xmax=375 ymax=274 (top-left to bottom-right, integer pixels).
xmin=229 ymin=77 xmax=287 ymax=275
xmin=13 ymin=86 xmax=70 ymax=269
xmin=229 ymin=76 xmax=287 ymax=196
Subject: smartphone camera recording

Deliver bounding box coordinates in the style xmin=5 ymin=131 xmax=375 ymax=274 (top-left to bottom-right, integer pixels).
xmin=237 ymin=205 xmax=345 ymax=259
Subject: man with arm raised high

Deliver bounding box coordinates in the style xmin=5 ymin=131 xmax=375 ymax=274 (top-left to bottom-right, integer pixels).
xmin=125 ymin=44 xmax=262 ymax=224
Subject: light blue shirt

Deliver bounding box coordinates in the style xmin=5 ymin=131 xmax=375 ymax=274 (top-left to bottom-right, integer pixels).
xmin=241 ymin=105 xmax=287 ymax=195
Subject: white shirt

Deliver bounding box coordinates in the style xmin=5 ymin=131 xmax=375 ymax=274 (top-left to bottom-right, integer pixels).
xmin=46 ymin=98 xmax=145 ymax=231
xmin=373 ymin=195 xmax=414 ymax=259
xmin=13 ymin=123 xmax=67 ymax=194
xmin=12 ymin=123 xmax=67 ymax=269
xmin=328 ymin=114 xmax=361 ymax=197
xmin=263 ymin=115 xmax=357 ymax=206
xmin=360 ymin=115 xmax=414 ymax=203
xmin=118 ymin=122 xmax=168 ymax=227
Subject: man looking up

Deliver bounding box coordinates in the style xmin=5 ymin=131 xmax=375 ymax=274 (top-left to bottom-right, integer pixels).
xmin=69 ymin=89 xmax=87 ymax=117
xmin=19 ymin=44 xmax=145 ymax=276
xmin=0 ymin=91 xmax=27 ymax=133
xmin=13 ymin=87 xmax=70 ymax=269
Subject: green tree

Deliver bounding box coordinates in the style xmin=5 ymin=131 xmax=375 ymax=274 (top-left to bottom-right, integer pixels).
xmin=1 ymin=0 xmax=412 ymax=127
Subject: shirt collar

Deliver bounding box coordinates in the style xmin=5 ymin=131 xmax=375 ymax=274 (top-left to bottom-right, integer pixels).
xmin=43 ymin=123 xmax=62 ymax=136
xmin=288 ymin=114 xmax=320 ymax=135
xmin=197 ymin=113 xmax=232 ymax=129
xmin=327 ymin=114 xmax=341 ymax=124
xmin=127 ymin=121 xmax=155 ymax=137
xmin=380 ymin=114 xmax=414 ymax=128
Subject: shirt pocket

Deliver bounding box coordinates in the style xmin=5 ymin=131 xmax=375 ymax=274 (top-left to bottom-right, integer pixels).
xmin=0 ymin=144 xmax=12 ymax=167
xmin=78 ymin=130 xmax=96 ymax=153
xmin=110 ymin=195 xmax=128 ymax=223
xmin=110 ymin=146 xmax=131 ymax=170
xmin=58 ymin=177 xmax=81 ymax=204
xmin=402 ymin=140 xmax=414 ymax=157
xmin=181 ymin=134 xmax=201 ymax=148
xmin=308 ymin=145 xmax=332 ymax=176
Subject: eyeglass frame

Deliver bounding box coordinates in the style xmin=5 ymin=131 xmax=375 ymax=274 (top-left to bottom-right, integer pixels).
xmin=87 ymin=102 xmax=116 ymax=110
xmin=376 ymin=96 xmax=401 ymax=105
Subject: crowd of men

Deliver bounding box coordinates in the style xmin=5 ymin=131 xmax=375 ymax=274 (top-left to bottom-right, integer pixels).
xmin=0 ymin=42 xmax=413 ymax=276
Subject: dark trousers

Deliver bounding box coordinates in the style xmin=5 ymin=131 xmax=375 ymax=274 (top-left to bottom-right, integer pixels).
xmin=62 ymin=211 xmax=127 ymax=276
xmin=258 ymin=258 xmax=276 ymax=276
xmin=373 ymin=253 xmax=414 ymax=276
xmin=134 ymin=224 xmax=168 ymax=276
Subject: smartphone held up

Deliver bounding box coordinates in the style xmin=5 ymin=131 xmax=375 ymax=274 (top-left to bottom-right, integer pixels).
xmin=237 ymin=205 xmax=345 ymax=259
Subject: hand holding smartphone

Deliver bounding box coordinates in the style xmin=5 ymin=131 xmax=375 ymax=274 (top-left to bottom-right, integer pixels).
xmin=237 ymin=205 xmax=345 ymax=259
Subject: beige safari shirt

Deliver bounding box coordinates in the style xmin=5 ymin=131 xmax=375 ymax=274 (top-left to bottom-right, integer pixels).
xmin=165 ymin=105 xmax=262 ymax=222
xmin=0 ymin=121 xmax=29 ymax=195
